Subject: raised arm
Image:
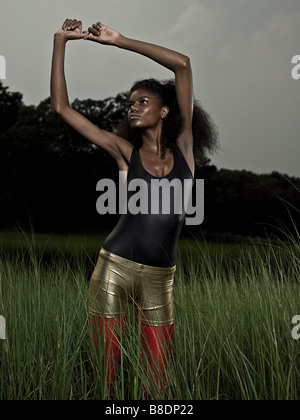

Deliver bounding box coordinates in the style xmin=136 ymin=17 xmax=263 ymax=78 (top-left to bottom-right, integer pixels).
xmin=85 ymin=22 xmax=194 ymax=144
xmin=51 ymin=19 xmax=87 ymax=112
xmin=50 ymin=19 xmax=133 ymax=169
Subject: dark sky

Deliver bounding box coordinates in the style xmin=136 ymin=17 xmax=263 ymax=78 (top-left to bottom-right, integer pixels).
xmin=1 ymin=0 xmax=300 ymax=177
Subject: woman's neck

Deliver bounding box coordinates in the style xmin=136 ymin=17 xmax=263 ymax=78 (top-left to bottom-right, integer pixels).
xmin=140 ymin=125 xmax=163 ymax=154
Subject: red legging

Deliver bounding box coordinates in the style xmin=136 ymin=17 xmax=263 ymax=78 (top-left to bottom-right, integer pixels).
xmin=140 ymin=322 xmax=174 ymax=398
xmin=90 ymin=315 xmax=173 ymax=397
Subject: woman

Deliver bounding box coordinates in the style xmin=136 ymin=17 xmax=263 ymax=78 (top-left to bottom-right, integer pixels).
xmin=51 ymin=18 xmax=217 ymax=398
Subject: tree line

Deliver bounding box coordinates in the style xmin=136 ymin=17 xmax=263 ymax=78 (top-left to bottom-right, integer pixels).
xmin=0 ymin=81 xmax=299 ymax=241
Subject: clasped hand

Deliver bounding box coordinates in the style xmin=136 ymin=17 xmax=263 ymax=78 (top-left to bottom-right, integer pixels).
xmin=56 ymin=18 xmax=120 ymax=45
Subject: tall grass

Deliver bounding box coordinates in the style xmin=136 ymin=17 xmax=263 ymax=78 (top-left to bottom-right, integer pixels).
xmin=173 ymin=237 xmax=300 ymax=400
xmin=0 ymin=230 xmax=299 ymax=400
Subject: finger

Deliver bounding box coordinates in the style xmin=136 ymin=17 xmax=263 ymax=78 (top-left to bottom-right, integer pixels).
xmin=92 ymin=24 xmax=101 ymax=35
xmin=83 ymin=33 xmax=97 ymax=41
xmin=70 ymin=19 xmax=81 ymax=30
xmin=62 ymin=19 xmax=70 ymax=30
xmin=75 ymin=32 xmax=87 ymax=39
xmin=69 ymin=19 xmax=77 ymax=29
xmin=65 ymin=19 xmax=73 ymax=30
xmin=68 ymin=19 xmax=77 ymax=30
xmin=65 ymin=19 xmax=74 ymax=31
xmin=87 ymin=26 xmax=100 ymax=36
xmin=72 ymin=22 xmax=82 ymax=34
xmin=91 ymin=21 xmax=101 ymax=27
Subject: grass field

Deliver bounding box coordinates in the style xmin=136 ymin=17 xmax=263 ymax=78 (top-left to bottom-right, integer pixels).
xmin=0 ymin=229 xmax=299 ymax=400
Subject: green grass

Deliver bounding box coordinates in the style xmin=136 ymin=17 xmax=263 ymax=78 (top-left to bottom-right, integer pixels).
xmin=0 ymin=230 xmax=299 ymax=400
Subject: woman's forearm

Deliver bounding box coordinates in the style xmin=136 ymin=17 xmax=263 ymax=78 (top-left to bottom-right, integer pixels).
xmin=50 ymin=34 xmax=70 ymax=114
xmin=115 ymin=35 xmax=191 ymax=74
xmin=85 ymin=23 xmax=191 ymax=74
xmin=113 ymin=34 xmax=193 ymax=128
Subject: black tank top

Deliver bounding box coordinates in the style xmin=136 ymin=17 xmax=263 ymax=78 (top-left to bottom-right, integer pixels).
xmin=102 ymin=142 xmax=194 ymax=267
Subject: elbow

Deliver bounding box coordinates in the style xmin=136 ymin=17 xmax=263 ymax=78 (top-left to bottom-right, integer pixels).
xmin=50 ymin=102 xmax=68 ymax=118
xmin=50 ymin=101 xmax=60 ymax=116
xmin=182 ymin=55 xmax=191 ymax=69
xmin=175 ymin=55 xmax=191 ymax=72
xmin=51 ymin=109 xmax=60 ymax=117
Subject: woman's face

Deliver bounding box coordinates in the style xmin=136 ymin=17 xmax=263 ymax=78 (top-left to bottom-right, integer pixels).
xmin=128 ymin=89 xmax=168 ymax=129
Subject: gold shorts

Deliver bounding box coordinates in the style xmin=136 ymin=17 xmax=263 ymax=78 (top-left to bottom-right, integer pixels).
xmin=89 ymin=247 xmax=176 ymax=326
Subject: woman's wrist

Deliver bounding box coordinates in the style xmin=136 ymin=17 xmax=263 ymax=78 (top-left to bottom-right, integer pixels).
xmin=54 ymin=32 xmax=68 ymax=44
xmin=112 ymin=33 xmax=126 ymax=48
